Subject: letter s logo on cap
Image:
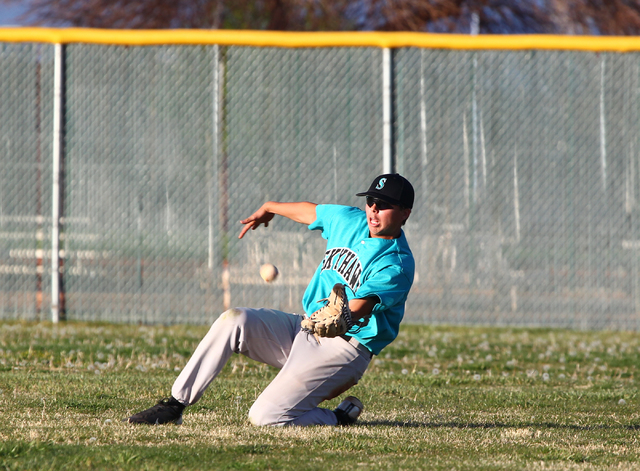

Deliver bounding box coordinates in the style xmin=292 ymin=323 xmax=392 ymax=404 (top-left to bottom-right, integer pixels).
xmin=376 ymin=178 xmax=387 ymax=190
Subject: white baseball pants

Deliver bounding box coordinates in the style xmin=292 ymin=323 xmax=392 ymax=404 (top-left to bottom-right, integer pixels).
xmin=171 ymin=307 xmax=371 ymax=426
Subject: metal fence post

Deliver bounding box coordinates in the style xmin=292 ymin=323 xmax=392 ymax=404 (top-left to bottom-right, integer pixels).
xmin=51 ymin=43 xmax=64 ymax=323
xmin=382 ymin=47 xmax=393 ymax=174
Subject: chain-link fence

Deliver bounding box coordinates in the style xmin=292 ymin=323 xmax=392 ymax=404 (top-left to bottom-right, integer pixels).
xmin=0 ymin=43 xmax=53 ymax=320
xmin=2 ymin=37 xmax=640 ymax=330
xmin=398 ymin=49 xmax=640 ymax=330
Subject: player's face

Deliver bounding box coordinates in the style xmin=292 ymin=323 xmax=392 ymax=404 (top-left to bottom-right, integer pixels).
xmin=365 ymin=197 xmax=411 ymax=239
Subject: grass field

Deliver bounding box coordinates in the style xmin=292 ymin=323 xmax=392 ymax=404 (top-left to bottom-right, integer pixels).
xmin=1 ymin=320 xmax=639 ymax=470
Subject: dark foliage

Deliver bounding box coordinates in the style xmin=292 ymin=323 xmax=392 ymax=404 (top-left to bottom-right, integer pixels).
xmin=3 ymin=0 xmax=640 ymax=34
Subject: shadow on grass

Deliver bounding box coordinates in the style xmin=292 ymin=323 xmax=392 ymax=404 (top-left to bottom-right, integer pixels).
xmin=362 ymin=420 xmax=640 ymax=431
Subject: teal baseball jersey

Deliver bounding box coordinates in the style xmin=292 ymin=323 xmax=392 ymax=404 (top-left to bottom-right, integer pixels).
xmin=302 ymin=204 xmax=415 ymax=356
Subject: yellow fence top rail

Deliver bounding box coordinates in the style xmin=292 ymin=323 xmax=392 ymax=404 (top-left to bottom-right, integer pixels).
xmin=2 ymin=27 xmax=640 ymax=51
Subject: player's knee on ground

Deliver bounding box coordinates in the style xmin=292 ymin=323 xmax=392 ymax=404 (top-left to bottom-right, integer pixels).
xmin=247 ymin=399 xmax=292 ymax=426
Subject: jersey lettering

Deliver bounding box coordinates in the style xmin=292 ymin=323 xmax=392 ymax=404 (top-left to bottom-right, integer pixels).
xmin=349 ymin=264 xmax=362 ymax=288
xmin=337 ymin=251 xmax=356 ymax=273
xmin=320 ymin=247 xmax=362 ymax=292
xmin=342 ymin=256 xmax=357 ymax=282
xmin=321 ymin=248 xmax=339 ymax=270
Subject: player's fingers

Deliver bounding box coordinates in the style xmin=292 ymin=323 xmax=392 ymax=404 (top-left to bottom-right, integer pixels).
xmin=238 ymin=222 xmax=254 ymax=239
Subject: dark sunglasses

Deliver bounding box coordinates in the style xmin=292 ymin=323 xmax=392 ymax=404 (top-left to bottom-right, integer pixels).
xmin=366 ymin=196 xmax=395 ymax=211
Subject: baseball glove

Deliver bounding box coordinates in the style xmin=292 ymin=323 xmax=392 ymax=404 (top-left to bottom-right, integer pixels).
xmin=301 ymin=283 xmax=353 ymax=338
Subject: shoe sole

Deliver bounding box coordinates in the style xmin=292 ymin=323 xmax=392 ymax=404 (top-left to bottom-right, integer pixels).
xmin=343 ymin=396 xmax=364 ymax=413
xmin=124 ymin=414 xmax=183 ymax=425
xmin=337 ymin=396 xmax=364 ymax=424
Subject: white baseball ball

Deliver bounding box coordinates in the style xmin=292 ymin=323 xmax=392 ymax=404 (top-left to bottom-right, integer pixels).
xmin=260 ymin=263 xmax=279 ymax=283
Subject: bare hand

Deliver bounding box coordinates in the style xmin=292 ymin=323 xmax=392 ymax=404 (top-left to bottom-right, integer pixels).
xmin=238 ymin=205 xmax=275 ymax=239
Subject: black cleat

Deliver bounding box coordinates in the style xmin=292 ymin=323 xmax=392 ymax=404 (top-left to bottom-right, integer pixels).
xmin=333 ymin=396 xmax=364 ymax=426
xmin=126 ymin=397 xmax=185 ymax=425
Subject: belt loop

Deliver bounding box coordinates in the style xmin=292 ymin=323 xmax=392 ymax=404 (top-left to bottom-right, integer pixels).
xmin=340 ymin=334 xmax=373 ymax=359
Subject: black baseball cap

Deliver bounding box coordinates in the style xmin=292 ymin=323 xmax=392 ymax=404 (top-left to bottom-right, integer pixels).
xmin=356 ymin=174 xmax=414 ymax=209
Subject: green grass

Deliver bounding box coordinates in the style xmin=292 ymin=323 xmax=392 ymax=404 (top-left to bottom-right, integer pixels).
xmin=1 ymin=321 xmax=639 ymax=470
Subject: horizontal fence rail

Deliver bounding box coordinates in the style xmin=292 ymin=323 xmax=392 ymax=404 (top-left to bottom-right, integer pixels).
xmin=2 ymin=30 xmax=640 ymax=330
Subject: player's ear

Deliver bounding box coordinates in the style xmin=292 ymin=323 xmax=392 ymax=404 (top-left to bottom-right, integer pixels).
xmin=401 ymin=208 xmax=411 ymax=226
xmin=404 ymin=208 xmax=411 ymax=222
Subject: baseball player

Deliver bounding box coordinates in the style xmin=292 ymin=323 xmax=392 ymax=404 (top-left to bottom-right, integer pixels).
xmin=127 ymin=173 xmax=415 ymax=426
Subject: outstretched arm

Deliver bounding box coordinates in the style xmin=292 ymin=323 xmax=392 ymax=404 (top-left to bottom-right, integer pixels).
xmin=238 ymin=201 xmax=317 ymax=239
